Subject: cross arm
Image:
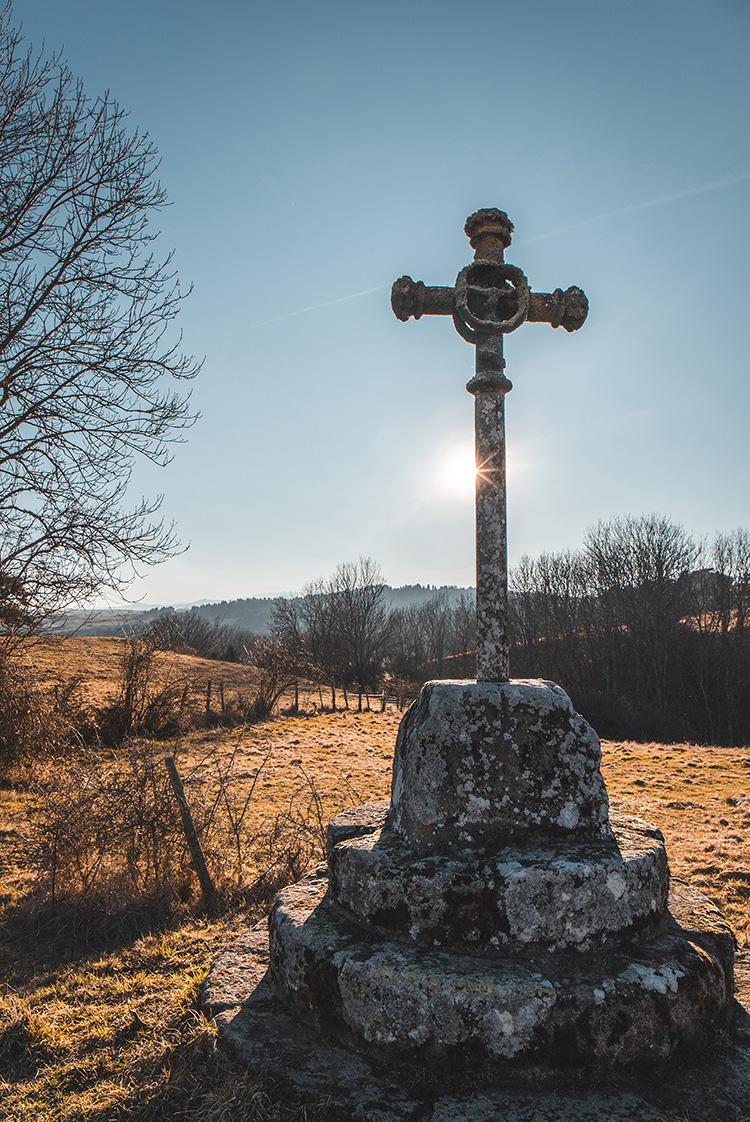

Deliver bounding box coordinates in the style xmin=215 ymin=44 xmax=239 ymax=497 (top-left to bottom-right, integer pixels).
xmin=391 ymin=276 xmax=588 ymax=332
xmin=391 ymin=277 xmax=454 ymax=320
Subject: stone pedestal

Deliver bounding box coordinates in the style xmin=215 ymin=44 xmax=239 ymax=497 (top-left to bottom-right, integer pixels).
xmin=268 ymin=681 xmax=734 ymax=1070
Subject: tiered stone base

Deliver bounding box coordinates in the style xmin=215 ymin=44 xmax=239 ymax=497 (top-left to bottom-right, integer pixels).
xmin=267 ymin=681 xmax=735 ymax=1070
xmin=270 ymin=864 xmax=733 ymax=1067
xmin=206 ymin=923 xmax=750 ymax=1121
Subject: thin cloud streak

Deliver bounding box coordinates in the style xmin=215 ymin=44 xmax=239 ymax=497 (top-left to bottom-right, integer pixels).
xmin=523 ymin=171 xmax=750 ymax=244
xmin=247 ymin=285 xmax=388 ymax=330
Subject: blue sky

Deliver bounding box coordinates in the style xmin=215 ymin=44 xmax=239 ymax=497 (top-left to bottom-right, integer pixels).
xmin=12 ymin=0 xmax=750 ymax=605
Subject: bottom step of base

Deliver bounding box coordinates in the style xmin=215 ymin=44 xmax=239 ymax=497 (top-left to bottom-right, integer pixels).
xmin=270 ymin=868 xmax=733 ymax=1067
xmin=203 ymin=915 xmax=750 ymax=1122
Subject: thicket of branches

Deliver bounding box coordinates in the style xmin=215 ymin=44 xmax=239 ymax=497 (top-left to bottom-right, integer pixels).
xmin=0 ymin=7 xmax=198 ymax=628
xmin=25 ymin=738 xmax=342 ymax=925
xmin=509 ymin=515 xmax=750 ymax=745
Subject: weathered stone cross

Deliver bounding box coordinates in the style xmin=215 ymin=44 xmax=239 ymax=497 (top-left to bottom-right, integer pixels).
xmin=392 ymin=208 xmax=588 ymax=683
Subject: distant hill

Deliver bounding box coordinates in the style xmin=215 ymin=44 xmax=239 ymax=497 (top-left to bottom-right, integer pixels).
xmin=167 ymin=597 xmax=278 ymax=634
xmin=52 ymin=585 xmax=473 ymax=637
xmin=383 ymin=585 xmax=471 ymax=611
xmin=50 ymin=607 xmax=154 ymax=637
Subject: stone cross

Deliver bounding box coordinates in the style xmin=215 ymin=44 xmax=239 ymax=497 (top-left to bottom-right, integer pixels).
xmin=392 ymin=208 xmax=588 ymax=683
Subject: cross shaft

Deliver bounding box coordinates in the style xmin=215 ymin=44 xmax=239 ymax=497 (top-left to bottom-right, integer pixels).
xmin=392 ymin=209 xmax=588 ymax=682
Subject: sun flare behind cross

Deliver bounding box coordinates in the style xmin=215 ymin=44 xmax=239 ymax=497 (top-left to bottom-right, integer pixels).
xmin=440 ymin=447 xmax=476 ymax=496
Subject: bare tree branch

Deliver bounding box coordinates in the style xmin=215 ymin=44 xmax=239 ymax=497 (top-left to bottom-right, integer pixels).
xmin=0 ymin=7 xmax=200 ymax=626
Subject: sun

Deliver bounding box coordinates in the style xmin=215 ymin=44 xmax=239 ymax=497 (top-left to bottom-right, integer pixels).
xmin=440 ymin=447 xmax=476 ymax=496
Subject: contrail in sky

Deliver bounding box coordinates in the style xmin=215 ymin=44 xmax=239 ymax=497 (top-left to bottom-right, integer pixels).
xmin=247 ymin=284 xmax=387 ymax=329
xmin=247 ymin=171 xmax=749 ymax=326
xmin=523 ymin=170 xmax=750 ymax=244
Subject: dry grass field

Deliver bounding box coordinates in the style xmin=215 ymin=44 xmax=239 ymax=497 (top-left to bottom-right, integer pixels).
xmin=15 ymin=635 xmax=261 ymax=713
xmin=0 ymin=638 xmax=747 ymax=1120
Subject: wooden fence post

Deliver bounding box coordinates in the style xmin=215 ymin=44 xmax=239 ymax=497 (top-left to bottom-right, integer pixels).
xmin=164 ymin=756 xmax=215 ymax=907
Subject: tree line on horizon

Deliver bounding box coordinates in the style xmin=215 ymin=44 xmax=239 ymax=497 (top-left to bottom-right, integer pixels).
xmin=264 ymin=516 xmax=750 ymax=746
xmin=121 ymin=582 xmax=472 ymax=640
xmin=268 ymin=514 xmax=750 ymax=744
xmin=143 ymin=516 xmax=750 ymax=745
xmin=507 ymin=514 xmax=750 ymax=745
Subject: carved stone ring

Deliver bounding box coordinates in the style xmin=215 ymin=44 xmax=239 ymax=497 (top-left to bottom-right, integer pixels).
xmin=453 ymin=262 xmax=530 ymax=343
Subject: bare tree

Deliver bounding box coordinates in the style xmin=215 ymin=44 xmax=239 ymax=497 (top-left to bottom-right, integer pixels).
xmin=272 ymin=558 xmax=391 ymax=703
xmin=388 ymin=589 xmax=476 ymax=681
xmin=584 ymin=514 xmax=698 ymax=710
xmin=388 ymin=602 xmax=429 ymax=681
xmin=246 ymin=635 xmax=300 ymax=719
xmin=328 ymin=558 xmax=391 ymax=696
xmin=0 ymin=9 xmax=199 ymax=625
xmin=712 ymin=529 xmax=750 ymax=638
xmin=703 ymin=528 xmax=750 ymax=743
xmin=509 ymin=549 xmax=593 ymax=692
xmin=449 ymin=590 xmax=477 ymax=677
xmin=418 ymin=589 xmax=455 ymax=677
xmin=272 ymin=579 xmax=345 ymax=708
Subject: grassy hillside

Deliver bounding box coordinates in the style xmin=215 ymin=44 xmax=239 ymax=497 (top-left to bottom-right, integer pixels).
xmin=18 ymin=635 xmax=259 ymax=711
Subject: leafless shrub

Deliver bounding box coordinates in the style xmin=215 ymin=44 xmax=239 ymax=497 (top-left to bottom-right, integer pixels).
xmin=0 ymin=653 xmax=90 ymax=780
xmin=198 ymin=739 xmax=273 ymax=889
xmin=97 ymin=634 xmax=281 ymax=743
xmin=243 ymin=764 xmax=363 ymax=907
xmin=245 ymin=636 xmax=300 ymax=720
xmin=181 ymin=739 xmax=342 ymax=906
xmin=26 ymin=742 xmax=191 ymax=909
xmin=97 ymin=635 xmax=193 ymax=742
xmin=22 ymin=730 xmax=359 ymax=929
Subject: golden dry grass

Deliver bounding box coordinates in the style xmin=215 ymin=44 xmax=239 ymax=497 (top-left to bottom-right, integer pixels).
xmin=15 ymin=635 xmax=261 ymax=714
xmin=0 ymin=707 xmax=401 ymax=1122
xmin=602 ymin=740 xmax=750 ymax=949
xmin=0 ymin=638 xmax=747 ymax=1119
xmin=0 ymin=913 xmax=326 ymax=1121
xmin=175 ymin=708 xmax=398 ymax=822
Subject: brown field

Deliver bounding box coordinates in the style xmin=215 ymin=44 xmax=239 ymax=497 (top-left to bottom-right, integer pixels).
xmin=15 ymin=634 xmax=261 ymax=711
xmin=0 ymin=637 xmax=748 ymax=1120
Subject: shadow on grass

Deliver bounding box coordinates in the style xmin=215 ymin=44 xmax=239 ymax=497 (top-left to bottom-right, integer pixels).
xmin=77 ymin=1021 xmax=333 ymax=1122
xmin=0 ymin=886 xmax=201 ymax=967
